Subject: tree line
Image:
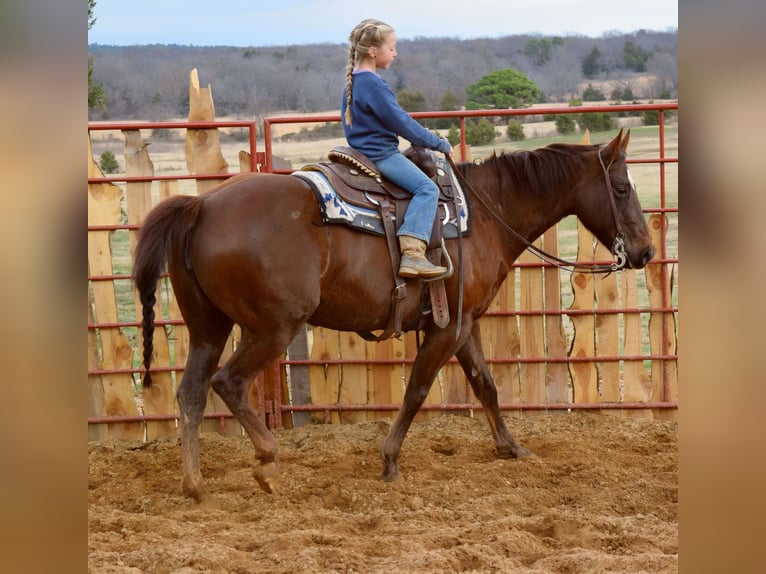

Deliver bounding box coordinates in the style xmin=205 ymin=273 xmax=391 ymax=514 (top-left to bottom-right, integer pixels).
xmin=88 ymin=29 xmax=676 ymax=122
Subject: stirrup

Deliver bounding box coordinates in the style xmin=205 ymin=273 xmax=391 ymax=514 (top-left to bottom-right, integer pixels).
xmin=421 ymin=238 xmax=454 ymax=282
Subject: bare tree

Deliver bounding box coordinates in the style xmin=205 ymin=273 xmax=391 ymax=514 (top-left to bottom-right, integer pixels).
xmin=646 ymin=51 xmax=678 ymax=97
xmin=533 ymin=47 xmax=582 ymax=102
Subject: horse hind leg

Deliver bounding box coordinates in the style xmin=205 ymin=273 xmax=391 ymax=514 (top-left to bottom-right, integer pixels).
xmin=177 ymin=320 xmax=233 ymax=501
xmin=210 ymin=327 xmax=299 ymax=494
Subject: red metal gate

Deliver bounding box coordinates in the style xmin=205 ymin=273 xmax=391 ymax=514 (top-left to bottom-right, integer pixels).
xmin=88 ymin=103 xmax=678 ymax=438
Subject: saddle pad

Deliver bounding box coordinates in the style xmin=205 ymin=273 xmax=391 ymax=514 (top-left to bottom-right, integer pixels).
xmin=293 ymin=159 xmax=470 ymax=239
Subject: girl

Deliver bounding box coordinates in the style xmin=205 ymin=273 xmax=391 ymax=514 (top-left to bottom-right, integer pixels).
xmin=341 ymin=18 xmax=452 ymax=278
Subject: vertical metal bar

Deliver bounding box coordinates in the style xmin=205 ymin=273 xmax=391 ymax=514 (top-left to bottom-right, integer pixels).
xmin=249 ymin=122 xmax=257 ymax=172
xmin=658 ymin=108 xmax=670 ymax=404
xmin=459 ymin=116 xmax=467 ymax=160
xmin=263 ymin=119 xmax=273 ymax=173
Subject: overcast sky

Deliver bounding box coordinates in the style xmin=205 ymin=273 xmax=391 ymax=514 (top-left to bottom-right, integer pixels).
xmin=88 ymin=0 xmax=678 ymax=47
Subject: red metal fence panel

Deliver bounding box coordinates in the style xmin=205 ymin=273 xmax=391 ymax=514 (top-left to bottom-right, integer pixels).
xmin=87 ymin=102 xmax=678 ymax=439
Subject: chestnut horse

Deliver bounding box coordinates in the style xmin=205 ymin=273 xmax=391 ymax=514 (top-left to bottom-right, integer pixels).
xmin=134 ymin=129 xmax=653 ymax=500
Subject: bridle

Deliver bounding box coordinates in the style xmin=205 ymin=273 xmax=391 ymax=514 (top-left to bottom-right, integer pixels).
xmin=445 ymin=147 xmax=628 ymax=274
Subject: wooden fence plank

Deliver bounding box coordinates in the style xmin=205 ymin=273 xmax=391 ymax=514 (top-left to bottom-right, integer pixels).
xmin=518 ymin=242 xmax=546 ymax=411
xmin=622 ymin=269 xmax=654 ymax=419
xmin=123 ymin=129 xmax=177 ymax=440
xmin=646 ymin=214 xmax=678 ymax=420
xmin=183 ymin=73 xmax=243 ymax=435
xmin=484 ymin=271 xmax=521 ymax=414
xmin=543 ymin=226 xmax=570 ymax=404
xmin=338 ymin=332 xmax=368 ymax=423
xmin=568 ymin=222 xmax=599 ymax=404
xmin=366 ymin=336 xmax=403 ymax=421
xmin=309 ymin=327 xmax=341 ymax=424
xmin=595 ymin=242 xmax=620 ymax=411
xmin=415 ymin=329 xmax=444 ymax=422
xmin=88 ymin=137 xmax=142 ymax=440
xmin=88 ymin=293 xmax=107 ymax=442
xmin=186 ymin=68 xmax=229 ymax=195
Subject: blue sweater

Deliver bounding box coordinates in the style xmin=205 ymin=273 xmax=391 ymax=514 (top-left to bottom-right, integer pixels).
xmin=341 ymin=70 xmax=450 ymax=163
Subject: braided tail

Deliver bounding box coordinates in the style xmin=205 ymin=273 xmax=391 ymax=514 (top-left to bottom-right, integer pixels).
xmin=132 ymin=194 xmax=202 ymax=387
xmin=139 ymin=287 xmax=157 ymax=387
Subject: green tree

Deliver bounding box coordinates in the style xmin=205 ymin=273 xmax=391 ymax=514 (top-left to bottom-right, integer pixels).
xmin=506 ymin=120 xmax=525 ymax=142
xmin=582 ymin=46 xmax=602 ymax=78
xmin=466 ymin=69 xmax=543 ymax=110
xmin=88 ymin=1 xmax=106 ymax=111
xmin=582 ymin=83 xmax=605 ymax=102
xmin=397 ymin=89 xmax=426 ymax=113
xmin=643 ymin=101 xmax=672 ymax=126
xmin=555 ymin=115 xmax=576 ymax=135
xmin=554 ymin=99 xmax=581 ymax=135
xmin=432 ymin=89 xmax=460 ymax=129
xmin=521 ymin=37 xmax=564 ymax=67
xmin=99 ymin=150 xmax=119 ymax=174
xmin=465 ymin=118 xmax=497 ymax=145
xmin=622 ymin=40 xmax=649 ymax=72
xmin=446 ymin=124 xmax=460 ymax=146
xmin=577 ymin=112 xmax=614 ymax=133
xmin=439 ymin=89 xmax=459 ymax=112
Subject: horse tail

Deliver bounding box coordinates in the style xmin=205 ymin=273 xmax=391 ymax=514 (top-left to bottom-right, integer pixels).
xmin=133 ymin=195 xmax=203 ymax=387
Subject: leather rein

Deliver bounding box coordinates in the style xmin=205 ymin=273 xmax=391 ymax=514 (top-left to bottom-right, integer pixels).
xmin=444 ymin=148 xmax=628 ymax=275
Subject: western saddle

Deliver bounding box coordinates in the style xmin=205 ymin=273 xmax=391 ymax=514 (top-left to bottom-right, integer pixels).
xmin=300 ymin=145 xmax=464 ymax=340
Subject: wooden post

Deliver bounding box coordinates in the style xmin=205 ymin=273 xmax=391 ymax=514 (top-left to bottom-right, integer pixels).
xmin=594 ymin=241 xmax=620 ymax=412
xmin=483 ymin=272 xmax=521 ymax=416
xmin=366 ymin=335 xmax=405 ymax=421
xmin=88 ymin=294 xmax=107 ymax=442
xmin=184 ymin=68 xmax=240 ymax=435
xmin=309 ymin=327 xmax=341 ymax=424
xmin=123 ymin=129 xmax=177 ymax=440
xmin=646 ymin=214 xmax=678 ymax=419
xmin=88 ymin=136 xmax=142 ymax=440
xmin=568 ymin=222 xmax=599 ymax=404
xmin=338 ymin=333 xmax=368 ymax=423
xmin=185 ymin=68 xmax=229 ymax=195
xmin=622 ymin=269 xmax=654 ymax=419
xmin=518 ymin=242 xmax=546 ymax=412
xmin=543 ymin=226 xmax=570 ymax=405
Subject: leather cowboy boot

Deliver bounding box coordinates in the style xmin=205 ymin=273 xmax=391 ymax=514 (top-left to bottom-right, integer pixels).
xmin=398 ymin=235 xmax=447 ymax=278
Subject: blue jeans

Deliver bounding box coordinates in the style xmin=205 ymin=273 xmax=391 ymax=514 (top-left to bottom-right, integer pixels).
xmin=375 ymin=152 xmax=439 ymax=243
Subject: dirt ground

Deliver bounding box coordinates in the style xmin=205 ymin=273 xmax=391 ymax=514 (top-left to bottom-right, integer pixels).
xmin=88 ymin=412 xmax=677 ymax=573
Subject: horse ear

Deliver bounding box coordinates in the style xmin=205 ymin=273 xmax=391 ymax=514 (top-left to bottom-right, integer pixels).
xmin=620 ymin=129 xmax=631 ymax=154
xmin=579 ymin=129 xmax=591 ymax=145
xmin=603 ymin=127 xmax=625 ymax=162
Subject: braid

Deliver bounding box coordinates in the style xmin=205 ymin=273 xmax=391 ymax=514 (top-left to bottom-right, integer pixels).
xmin=344 ymin=19 xmax=395 ymax=128
xmin=344 ymin=44 xmax=355 ymax=126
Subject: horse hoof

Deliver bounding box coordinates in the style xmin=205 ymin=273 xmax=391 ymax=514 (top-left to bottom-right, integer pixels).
xmin=380 ymin=464 xmax=400 ymax=483
xmin=497 ymin=443 xmax=535 ymax=460
xmin=513 ymin=444 xmax=535 ymax=459
xmin=253 ymin=461 xmax=279 ymax=494
xmin=181 ymin=477 xmax=207 ymax=502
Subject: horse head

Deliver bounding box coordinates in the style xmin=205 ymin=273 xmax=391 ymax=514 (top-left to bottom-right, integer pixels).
xmin=575 ymin=128 xmax=654 ymax=269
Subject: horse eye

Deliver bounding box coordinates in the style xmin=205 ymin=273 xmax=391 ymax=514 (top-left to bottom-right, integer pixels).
xmin=613 ymin=184 xmax=629 ymax=196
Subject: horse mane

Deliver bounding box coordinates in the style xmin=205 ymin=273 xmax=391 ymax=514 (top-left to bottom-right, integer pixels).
xmin=462 ymin=143 xmax=599 ymax=195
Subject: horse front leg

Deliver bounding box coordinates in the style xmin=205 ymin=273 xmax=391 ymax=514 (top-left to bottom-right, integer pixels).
xmin=380 ymin=329 xmax=463 ymax=481
xmin=455 ymin=322 xmax=533 ymax=459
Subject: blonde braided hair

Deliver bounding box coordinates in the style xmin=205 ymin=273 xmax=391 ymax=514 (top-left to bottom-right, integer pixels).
xmin=344 ymin=19 xmax=394 ymax=127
